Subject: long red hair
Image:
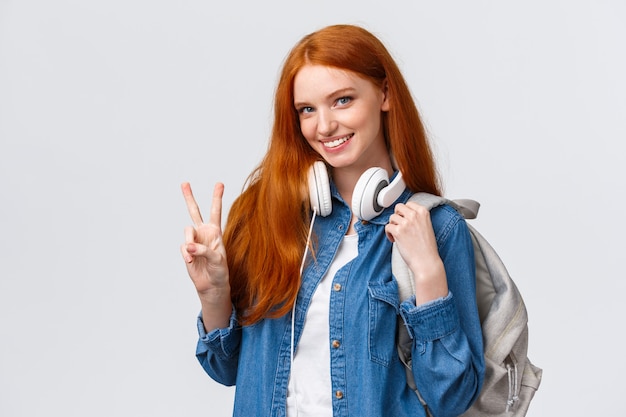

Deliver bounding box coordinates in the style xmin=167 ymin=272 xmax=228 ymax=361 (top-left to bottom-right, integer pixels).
xmin=223 ymin=24 xmax=441 ymax=325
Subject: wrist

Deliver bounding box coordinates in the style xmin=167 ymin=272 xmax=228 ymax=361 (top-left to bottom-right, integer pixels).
xmin=198 ymin=285 xmax=233 ymax=331
xmin=198 ymin=285 xmax=231 ymax=305
xmin=410 ymin=259 xmax=448 ymax=304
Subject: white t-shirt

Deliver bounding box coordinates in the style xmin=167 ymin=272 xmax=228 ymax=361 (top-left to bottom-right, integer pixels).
xmin=286 ymin=233 xmax=359 ymax=417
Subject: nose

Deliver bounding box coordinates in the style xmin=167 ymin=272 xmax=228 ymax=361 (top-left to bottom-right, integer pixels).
xmin=317 ymin=109 xmax=338 ymax=137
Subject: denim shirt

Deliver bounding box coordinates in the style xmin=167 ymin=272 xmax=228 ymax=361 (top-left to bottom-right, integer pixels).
xmin=196 ymin=184 xmax=485 ymax=417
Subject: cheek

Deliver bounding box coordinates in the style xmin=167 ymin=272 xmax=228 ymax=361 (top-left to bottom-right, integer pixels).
xmin=299 ymin=118 xmax=317 ymax=144
xmin=358 ymin=107 xmax=382 ymax=133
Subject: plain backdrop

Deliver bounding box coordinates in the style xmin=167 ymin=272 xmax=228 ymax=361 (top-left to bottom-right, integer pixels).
xmin=1 ymin=1 xmax=625 ymax=416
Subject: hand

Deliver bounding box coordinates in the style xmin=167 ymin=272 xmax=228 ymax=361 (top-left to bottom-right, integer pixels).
xmin=180 ymin=182 xmax=230 ymax=296
xmin=385 ymin=202 xmax=448 ymax=303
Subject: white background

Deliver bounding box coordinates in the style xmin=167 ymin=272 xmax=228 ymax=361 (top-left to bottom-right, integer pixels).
xmin=1 ymin=1 xmax=624 ymax=416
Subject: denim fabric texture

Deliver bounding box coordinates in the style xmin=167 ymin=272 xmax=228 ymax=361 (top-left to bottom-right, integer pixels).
xmin=195 ymin=182 xmax=484 ymax=417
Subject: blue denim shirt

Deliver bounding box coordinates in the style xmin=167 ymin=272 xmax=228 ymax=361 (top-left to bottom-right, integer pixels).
xmin=196 ymin=184 xmax=484 ymax=417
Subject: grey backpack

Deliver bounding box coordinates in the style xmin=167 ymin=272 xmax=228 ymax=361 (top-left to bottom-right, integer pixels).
xmin=393 ymin=193 xmax=542 ymax=417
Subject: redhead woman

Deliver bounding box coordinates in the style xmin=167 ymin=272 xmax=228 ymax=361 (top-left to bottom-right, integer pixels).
xmin=180 ymin=24 xmax=484 ymax=417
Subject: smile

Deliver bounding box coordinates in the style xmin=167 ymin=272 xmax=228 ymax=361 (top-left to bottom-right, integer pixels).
xmin=322 ymin=134 xmax=353 ymax=148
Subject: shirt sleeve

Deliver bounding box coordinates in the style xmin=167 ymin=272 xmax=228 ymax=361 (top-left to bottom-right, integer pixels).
xmin=195 ymin=305 xmax=241 ymax=386
xmin=398 ymin=205 xmax=485 ymax=417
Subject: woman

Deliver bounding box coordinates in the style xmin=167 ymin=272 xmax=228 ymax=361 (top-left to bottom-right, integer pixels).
xmin=181 ymin=24 xmax=484 ymax=417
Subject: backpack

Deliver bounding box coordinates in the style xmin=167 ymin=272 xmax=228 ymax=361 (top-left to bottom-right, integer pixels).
xmin=393 ymin=193 xmax=542 ymax=417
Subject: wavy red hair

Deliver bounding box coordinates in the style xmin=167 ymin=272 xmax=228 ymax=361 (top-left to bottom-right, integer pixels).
xmin=223 ymin=24 xmax=441 ymax=325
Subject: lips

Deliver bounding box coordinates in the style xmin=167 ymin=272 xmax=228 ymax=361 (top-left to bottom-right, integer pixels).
xmin=322 ymin=133 xmax=353 ymax=148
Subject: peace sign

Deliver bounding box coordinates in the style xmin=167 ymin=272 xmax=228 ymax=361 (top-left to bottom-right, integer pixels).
xmin=180 ymin=182 xmax=230 ymax=296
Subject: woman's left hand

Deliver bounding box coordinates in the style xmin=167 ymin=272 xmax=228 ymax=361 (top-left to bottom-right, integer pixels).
xmin=385 ymin=202 xmax=448 ymax=303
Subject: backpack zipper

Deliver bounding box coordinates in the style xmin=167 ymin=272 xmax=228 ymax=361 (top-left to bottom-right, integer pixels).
xmin=505 ymin=354 xmax=520 ymax=412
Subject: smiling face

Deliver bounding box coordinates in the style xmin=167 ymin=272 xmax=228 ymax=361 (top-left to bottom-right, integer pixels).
xmin=293 ymin=65 xmax=391 ymax=175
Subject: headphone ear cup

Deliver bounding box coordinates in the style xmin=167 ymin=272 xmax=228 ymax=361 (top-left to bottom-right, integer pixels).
xmin=308 ymin=161 xmax=332 ymax=217
xmin=352 ymin=167 xmax=389 ymax=221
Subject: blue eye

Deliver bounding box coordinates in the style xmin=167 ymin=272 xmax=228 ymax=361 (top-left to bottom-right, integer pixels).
xmin=299 ymin=106 xmax=314 ymax=114
xmin=337 ymin=96 xmax=352 ymax=106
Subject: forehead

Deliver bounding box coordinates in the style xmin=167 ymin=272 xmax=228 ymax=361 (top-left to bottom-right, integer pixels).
xmin=293 ymin=65 xmax=368 ymax=100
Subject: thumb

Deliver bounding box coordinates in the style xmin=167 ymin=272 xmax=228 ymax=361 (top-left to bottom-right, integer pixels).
xmin=186 ymin=242 xmax=223 ymax=265
xmin=384 ymin=224 xmax=396 ymax=243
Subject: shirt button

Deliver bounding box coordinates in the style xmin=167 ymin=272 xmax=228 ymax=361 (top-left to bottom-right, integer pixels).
xmin=333 ymin=283 xmax=342 ymax=291
xmin=361 ymin=220 xmax=369 ymax=225
xmin=335 ymin=390 xmax=344 ymax=399
xmin=332 ymin=340 xmax=341 ymax=348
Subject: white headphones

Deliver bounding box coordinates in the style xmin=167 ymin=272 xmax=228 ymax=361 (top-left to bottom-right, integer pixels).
xmin=307 ymin=161 xmax=406 ymax=221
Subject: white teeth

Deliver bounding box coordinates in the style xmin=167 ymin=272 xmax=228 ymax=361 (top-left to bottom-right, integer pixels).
xmin=323 ymin=135 xmax=351 ymax=148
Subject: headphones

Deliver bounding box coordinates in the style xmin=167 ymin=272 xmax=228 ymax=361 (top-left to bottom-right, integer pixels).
xmin=307 ymin=161 xmax=406 ymax=221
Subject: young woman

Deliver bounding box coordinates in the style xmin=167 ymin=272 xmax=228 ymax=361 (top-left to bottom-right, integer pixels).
xmin=181 ymin=24 xmax=484 ymax=417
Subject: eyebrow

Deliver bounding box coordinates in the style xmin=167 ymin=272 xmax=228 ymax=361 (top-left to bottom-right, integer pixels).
xmin=294 ymin=87 xmax=356 ymax=108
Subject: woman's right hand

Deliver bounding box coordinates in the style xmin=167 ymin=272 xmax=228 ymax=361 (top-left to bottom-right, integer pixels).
xmin=180 ymin=182 xmax=230 ymax=296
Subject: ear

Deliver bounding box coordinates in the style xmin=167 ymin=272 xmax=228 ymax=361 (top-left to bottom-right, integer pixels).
xmin=380 ymin=79 xmax=390 ymax=112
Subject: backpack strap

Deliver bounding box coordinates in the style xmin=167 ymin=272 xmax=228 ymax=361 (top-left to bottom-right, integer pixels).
xmin=404 ymin=193 xmax=480 ymax=219
xmin=450 ymin=198 xmax=480 ymax=220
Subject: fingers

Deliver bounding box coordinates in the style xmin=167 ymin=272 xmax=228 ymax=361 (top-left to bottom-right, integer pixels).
xmin=385 ymin=224 xmax=396 ymax=243
xmin=181 ymin=182 xmax=204 ymax=227
xmin=180 ymin=238 xmax=217 ymax=265
xmin=386 ymin=202 xmax=430 ymax=239
xmin=181 ymin=226 xmax=196 ymax=263
xmin=180 ymin=181 xmax=224 ymax=265
xmin=184 ymin=225 xmax=196 ymax=244
xmin=181 ymin=182 xmax=225 ymax=228
xmin=209 ymin=182 xmax=224 ymax=228
xmin=394 ymin=202 xmax=428 ymax=217
xmin=181 ymin=227 xmax=209 ymax=264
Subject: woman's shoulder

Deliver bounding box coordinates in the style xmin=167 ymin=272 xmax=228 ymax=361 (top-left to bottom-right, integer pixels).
xmin=429 ymin=203 xmax=468 ymax=243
